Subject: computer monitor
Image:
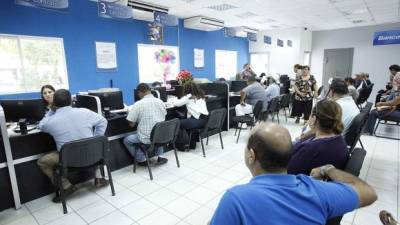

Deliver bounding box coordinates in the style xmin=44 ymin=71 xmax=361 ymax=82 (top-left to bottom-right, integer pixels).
xmin=0 ymin=99 xmax=46 ymax=123
xmin=75 ymin=95 xmax=100 ymax=113
xmin=230 ymin=80 xmax=247 ymax=92
xmin=152 ymin=87 xmax=167 ymax=102
xmin=88 ymin=91 xmax=124 ymax=111
xmin=174 ymin=85 xmax=184 ymax=99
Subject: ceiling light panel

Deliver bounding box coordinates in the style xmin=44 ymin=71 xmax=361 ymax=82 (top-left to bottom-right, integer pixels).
xmin=206 ymin=3 xmax=237 ymax=11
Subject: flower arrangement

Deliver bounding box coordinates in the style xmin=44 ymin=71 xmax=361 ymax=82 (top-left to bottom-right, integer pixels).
xmin=176 ymin=69 xmax=193 ymax=84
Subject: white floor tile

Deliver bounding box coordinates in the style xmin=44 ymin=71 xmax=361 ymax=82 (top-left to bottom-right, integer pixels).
xmin=152 ymin=171 xmax=180 ymax=187
xmin=25 ymin=194 xmax=54 ymax=213
xmin=183 ymin=207 xmax=214 ymax=225
xmin=0 ymin=206 xmax=30 ymax=225
xmin=163 ymin=197 xmax=201 ymax=219
xmin=129 ymin=180 xmax=162 ymax=197
xmin=165 ymin=179 xmax=197 ymax=195
xmin=120 ymin=198 xmax=158 ymax=221
xmin=90 ymin=210 xmax=133 ymax=225
xmin=76 ymin=200 xmax=115 ymax=223
xmin=144 ymin=188 xmax=179 ymax=207
xmin=183 ymin=171 xmax=211 ymax=185
xmin=184 ymin=187 xmax=218 ymax=205
xmin=1 ymin=214 xmax=38 ymax=225
xmin=67 ymin=188 xmax=103 ymax=211
xmin=32 ymin=204 xmax=73 ymax=225
xmin=201 ymin=177 xmax=234 ymax=193
xmin=101 ymin=189 xmax=141 ymax=208
xmin=45 ymin=213 xmax=87 ymax=225
xmin=137 ymin=208 xmax=180 ymax=225
xmin=116 ymin=174 xmax=146 ymax=188
xmin=353 ymin=210 xmax=384 ymax=225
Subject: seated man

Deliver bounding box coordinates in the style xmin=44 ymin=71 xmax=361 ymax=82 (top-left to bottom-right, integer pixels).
xmin=37 ymin=89 xmax=109 ymax=202
xmin=123 ymin=83 xmax=168 ymax=166
xmin=299 ymin=78 xmax=359 ymax=140
xmin=264 ymin=74 xmax=280 ymax=105
xmin=235 ymin=76 xmax=267 ymax=117
xmin=210 ymin=122 xmax=377 ymax=225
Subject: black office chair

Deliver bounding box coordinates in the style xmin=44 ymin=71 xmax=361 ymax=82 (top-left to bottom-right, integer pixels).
xmin=233 ymin=101 xmax=263 ymax=144
xmin=326 ymin=147 xmax=367 ymax=225
xmin=188 ymin=108 xmax=227 ymax=157
xmin=134 ymin=118 xmax=181 ymax=180
xmin=317 ymin=86 xmax=324 ymax=96
xmin=373 ymin=112 xmax=400 ymax=140
xmin=264 ymin=96 xmax=281 ymax=123
xmin=356 ymin=84 xmax=374 ymax=108
xmin=344 ymin=111 xmax=369 ymax=152
xmin=278 ymin=94 xmax=291 ymax=121
xmin=53 ymin=136 xmax=115 ymax=214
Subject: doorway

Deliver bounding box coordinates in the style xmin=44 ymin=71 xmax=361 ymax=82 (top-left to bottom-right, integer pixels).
xmin=250 ymin=52 xmax=270 ymax=76
xmin=322 ymin=48 xmax=354 ymax=88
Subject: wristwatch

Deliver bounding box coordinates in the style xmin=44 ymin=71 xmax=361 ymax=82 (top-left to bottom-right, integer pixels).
xmin=320 ymin=164 xmax=335 ymax=178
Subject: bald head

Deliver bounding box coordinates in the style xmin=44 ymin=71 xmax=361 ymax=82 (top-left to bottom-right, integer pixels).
xmin=247 ymin=123 xmax=292 ymax=172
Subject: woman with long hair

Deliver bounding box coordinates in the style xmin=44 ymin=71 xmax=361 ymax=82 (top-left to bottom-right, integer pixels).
xmin=288 ymin=99 xmax=349 ymax=175
xmin=40 ymin=84 xmax=56 ymax=110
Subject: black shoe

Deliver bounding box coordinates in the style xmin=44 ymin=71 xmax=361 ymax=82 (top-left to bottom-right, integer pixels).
xmin=52 ymin=185 xmax=77 ymax=203
xmin=156 ymin=157 xmax=168 ymax=165
xmin=295 ymin=118 xmax=300 ymax=124
xmin=94 ymin=178 xmax=109 ymax=188
xmin=137 ymin=161 xmax=149 ymax=167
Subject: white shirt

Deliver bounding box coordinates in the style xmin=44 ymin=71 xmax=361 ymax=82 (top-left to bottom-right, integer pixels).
xmin=173 ymin=94 xmax=209 ymax=119
xmin=335 ymin=95 xmax=360 ymax=134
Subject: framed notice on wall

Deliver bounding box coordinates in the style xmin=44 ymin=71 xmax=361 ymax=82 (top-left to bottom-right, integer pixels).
xmin=95 ymin=41 xmax=117 ymax=72
xmin=194 ymin=48 xmax=204 ymax=68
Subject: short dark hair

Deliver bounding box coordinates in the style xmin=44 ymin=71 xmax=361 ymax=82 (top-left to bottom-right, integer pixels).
xmin=330 ymin=78 xmax=349 ymax=95
xmin=247 ymin=131 xmax=292 ymax=171
xmin=294 ymin=64 xmax=302 ymax=69
xmin=152 ymin=81 xmax=162 ymax=87
xmin=303 ymin=65 xmax=310 ymax=70
xmin=53 ymin=89 xmax=71 ymax=108
xmin=243 ymin=63 xmax=250 ymax=68
xmin=389 ymin=64 xmax=400 ymax=72
xmin=345 ymin=77 xmax=355 ymax=85
xmin=137 ymin=83 xmax=150 ymax=93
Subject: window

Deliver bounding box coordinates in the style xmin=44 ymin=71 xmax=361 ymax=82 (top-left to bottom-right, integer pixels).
xmin=0 ymin=35 xmax=68 ymax=94
xmin=215 ymin=50 xmax=237 ymax=80
xmin=250 ymin=52 xmax=270 ymax=75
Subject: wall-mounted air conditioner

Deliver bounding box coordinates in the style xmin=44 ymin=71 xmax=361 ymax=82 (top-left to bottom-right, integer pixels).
xmin=127 ymin=0 xmax=169 ymax=22
xmin=232 ymin=26 xmax=259 ymax=37
xmin=184 ymin=16 xmax=225 ymax=31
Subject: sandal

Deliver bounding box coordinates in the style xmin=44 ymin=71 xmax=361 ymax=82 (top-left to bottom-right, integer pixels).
xmin=380 ymin=210 xmax=399 ymax=225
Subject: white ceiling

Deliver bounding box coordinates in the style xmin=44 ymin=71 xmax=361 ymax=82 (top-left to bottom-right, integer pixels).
xmin=136 ymin=0 xmax=400 ymax=31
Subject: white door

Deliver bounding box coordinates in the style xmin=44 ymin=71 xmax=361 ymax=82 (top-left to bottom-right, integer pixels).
xmin=250 ymin=53 xmax=270 ymax=76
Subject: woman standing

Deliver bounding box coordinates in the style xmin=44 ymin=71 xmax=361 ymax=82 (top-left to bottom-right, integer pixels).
xmin=291 ymin=66 xmax=318 ymax=124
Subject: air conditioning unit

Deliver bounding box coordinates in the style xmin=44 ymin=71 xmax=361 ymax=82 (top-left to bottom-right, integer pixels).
xmin=232 ymin=26 xmax=259 ymax=37
xmin=184 ymin=16 xmax=224 ymax=31
xmin=127 ymin=0 xmax=169 ymax=22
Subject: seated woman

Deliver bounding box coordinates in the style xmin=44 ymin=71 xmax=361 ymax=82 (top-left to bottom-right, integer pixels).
xmin=40 ymin=85 xmax=55 ymax=111
xmin=365 ymin=95 xmax=400 ymax=135
xmin=173 ymin=81 xmax=209 ymax=149
xmin=288 ymin=100 xmax=349 ymax=175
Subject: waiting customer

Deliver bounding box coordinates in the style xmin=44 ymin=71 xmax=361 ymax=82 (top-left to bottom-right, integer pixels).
xmin=345 ymin=77 xmax=359 ymax=101
xmin=123 ymin=83 xmax=168 ymax=166
xmin=210 ymin=122 xmax=377 ymax=225
xmin=291 ymin=65 xmax=318 ymax=124
xmin=240 ymin=63 xmax=256 ymax=80
xmin=235 ymin=76 xmax=267 ymax=117
xmin=288 ymin=100 xmax=349 ymax=175
xmin=173 ymin=81 xmax=209 ymax=150
xmin=365 ymin=95 xmax=400 ymax=135
xmin=264 ymin=74 xmax=280 ymax=104
xmin=37 ymin=89 xmax=109 ymax=202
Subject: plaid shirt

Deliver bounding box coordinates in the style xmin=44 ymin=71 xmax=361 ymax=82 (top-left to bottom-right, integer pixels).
xmin=127 ymin=94 xmax=166 ymax=144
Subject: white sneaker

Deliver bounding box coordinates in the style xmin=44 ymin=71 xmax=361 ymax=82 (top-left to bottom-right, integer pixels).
xmin=241 ymin=123 xmax=248 ymax=129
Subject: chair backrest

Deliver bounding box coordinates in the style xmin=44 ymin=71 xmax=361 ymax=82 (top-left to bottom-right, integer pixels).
xmin=252 ymin=101 xmax=264 ymax=119
xmin=344 ymin=111 xmax=369 ymax=151
xmin=345 ymin=147 xmax=367 ymax=176
xmin=204 ymin=108 xmax=227 ymax=132
xmin=356 ymin=84 xmax=374 ymax=105
xmin=150 ymin=118 xmax=180 ymax=146
xmin=267 ymin=96 xmax=281 ymax=113
xmin=361 ymin=102 xmax=373 ymax=113
xmin=280 ymin=94 xmax=290 ymax=108
xmin=60 ymin=135 xmax=109 ymax=168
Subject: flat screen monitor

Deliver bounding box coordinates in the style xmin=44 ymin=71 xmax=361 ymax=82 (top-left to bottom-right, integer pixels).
xmin=174 ymin=85 xmax=184 ymax=99
xmin=75 ymin=95 xmax=99 ymax=113
xmin=0 ymin=99 xmax=46 ymax=123
xmin=230 ymin=80 xmax=247 ymax=92
xmin=88 ymin=91 xmax=124 ymax=111
xmin=152 ymin=87 xmax=167 ymax=102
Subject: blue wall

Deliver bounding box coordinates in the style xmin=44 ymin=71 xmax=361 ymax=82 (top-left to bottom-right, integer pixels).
xmin=0 ymin=0 xmax=249 ymax=104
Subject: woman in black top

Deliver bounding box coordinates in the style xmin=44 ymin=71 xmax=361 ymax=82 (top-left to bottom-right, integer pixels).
xmin=291 ymin=66 xmax=318 ymax=124
xmin=40 ymin=85 xmax=55 ymax=110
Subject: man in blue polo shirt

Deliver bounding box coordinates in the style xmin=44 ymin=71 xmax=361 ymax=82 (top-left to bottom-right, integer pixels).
xmin=210 ymin=123 xmax=377 ymax=225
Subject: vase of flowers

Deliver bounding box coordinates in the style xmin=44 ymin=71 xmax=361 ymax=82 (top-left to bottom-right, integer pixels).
xmin=176 ymin=69 xmax=193 ymax=85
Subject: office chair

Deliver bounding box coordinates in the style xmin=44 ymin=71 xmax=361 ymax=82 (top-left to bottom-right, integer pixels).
xmin=233 ymin=101 xmax=263 ymax=143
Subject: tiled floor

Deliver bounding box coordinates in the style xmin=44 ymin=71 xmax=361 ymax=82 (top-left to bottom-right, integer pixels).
xmin=0 ymin=118 xmax=398 ymax=225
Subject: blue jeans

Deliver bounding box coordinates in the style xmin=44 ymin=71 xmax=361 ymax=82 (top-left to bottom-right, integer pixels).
xmin=366 ymin=109 xmax=400 ymax=134
xmin=123 ymin=134 xmax=163 ymax=162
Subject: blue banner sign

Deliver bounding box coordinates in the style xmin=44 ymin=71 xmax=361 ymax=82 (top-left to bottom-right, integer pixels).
xmin=98 ymin=1 xmax=133 ymax=20
xmin=277 ymin=39 xmax=284 ymax=47
xmin=247 ymin=32 xmax=257 ymax=42
xmin=224 ymin=27 xmax=236 ymax=37
xmin=154 ymin=12 xmax=178 ymax=26
xmin=373 ymin=30 xmax=400 ymax=46
xmin=287 ymin=40 xmax=292 ymax=47
xmin=15 ymin=0 xmax=68 ymax=11
xmin=264 ymin=35 xmax=271 ymax=44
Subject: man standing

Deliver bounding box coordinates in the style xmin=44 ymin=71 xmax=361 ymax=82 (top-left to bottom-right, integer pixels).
xmin=210 ymin=123 xmax=377 ymax=225
xmin=235 ymin=76 xmax=267 ymax=117
xmin=37 ymin=89 xmax=109 ymax=202
xmin=123 ymin=83 xmax=168 ymax=166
